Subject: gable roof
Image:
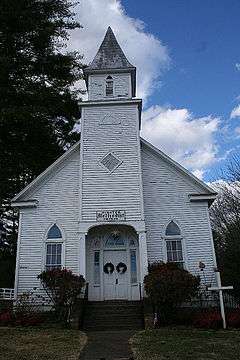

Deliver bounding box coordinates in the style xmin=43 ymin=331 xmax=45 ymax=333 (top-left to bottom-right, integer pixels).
xmin=86 ymin=27 xmax=135 ymax=71
xmin=140 ymin=137 xmax=217 ymax=196
xmin=12 ymin=141 xmax=80 ymax=205
xmin=12 ymin=136 xmax=216 ymax=207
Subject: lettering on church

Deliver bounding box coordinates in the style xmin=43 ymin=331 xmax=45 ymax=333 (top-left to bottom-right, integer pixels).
xmin=96 ymin=210 xmax=126 ymax=222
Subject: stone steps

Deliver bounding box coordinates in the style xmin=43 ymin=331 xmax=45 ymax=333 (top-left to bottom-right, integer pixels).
xmin=82 ymin=300 xmax=144 ymax=331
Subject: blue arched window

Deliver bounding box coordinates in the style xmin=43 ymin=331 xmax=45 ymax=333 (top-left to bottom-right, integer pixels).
xmin=165 ymin=221 xmax=184 ymax=268
xmin=46 ymin=224 xmax=63 ymax=270
xmin=47 ymin=224 xmax=62 ymax=239
xmin=105 ymin=231 xmax=125 ymax=247
xmin=165 ymin=221 xmax=181 ymax=236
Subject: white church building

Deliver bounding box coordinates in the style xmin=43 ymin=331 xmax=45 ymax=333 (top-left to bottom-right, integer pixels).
xmin=12 ymin=27 xmax=217 ymax=302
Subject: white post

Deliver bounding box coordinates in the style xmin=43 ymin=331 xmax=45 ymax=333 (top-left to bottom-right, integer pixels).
xmin=216 ymin=271 xmax=226 ymax=329
xmin=208 ymin=270 xmax=233 ymax=329
xmin=138 ymin=231 xmax=148 ymax=285
xmin=79 ymin=233 xmax=86 ymax=278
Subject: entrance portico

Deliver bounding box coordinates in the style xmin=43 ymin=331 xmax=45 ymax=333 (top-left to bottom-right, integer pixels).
xmin=82 ymin=224 xmax=147 ymax=301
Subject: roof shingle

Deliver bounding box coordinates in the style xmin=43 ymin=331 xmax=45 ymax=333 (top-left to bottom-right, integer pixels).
xmin=86 ymin=27 xmax=134 ymax=70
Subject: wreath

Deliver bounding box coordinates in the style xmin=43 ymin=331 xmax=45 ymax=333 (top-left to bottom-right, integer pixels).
xmin=103 ymin=262 xmax=114 ymax=274
xmin=116 ymin=262 xmax=127 ymax=274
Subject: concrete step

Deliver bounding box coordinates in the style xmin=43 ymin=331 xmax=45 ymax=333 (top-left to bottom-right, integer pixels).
xmin=83 ymin=300 xmax=144 ymax=331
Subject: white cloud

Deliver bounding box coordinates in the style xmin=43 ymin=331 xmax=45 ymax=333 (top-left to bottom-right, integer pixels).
xmin=235 ymin=127 xmax=240 ymax=137
xmin=236 ymin=63 xmax=240 ymax=71
xmin=230 ymin=105 xmax=240 ymax=119
xmin=192 ymin=169 xmax=204 ymax=180
xmin=69 ymin=0 xmax=221 ymax=180
xmin=141 ymin=106 xmax=219 ymax=176
xmin=70 ymin=0 xmax=170 ymax=101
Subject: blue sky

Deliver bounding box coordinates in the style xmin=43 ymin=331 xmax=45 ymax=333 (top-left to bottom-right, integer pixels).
xmin=73 ymin=0 xmax=240 ymax=181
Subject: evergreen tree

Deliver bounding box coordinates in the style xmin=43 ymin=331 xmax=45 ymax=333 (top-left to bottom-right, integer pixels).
xmin=0 ymin=0 xmax=84 ymax=284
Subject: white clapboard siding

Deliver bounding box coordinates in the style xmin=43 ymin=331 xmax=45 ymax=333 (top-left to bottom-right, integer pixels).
xmin=88 ymin=73 xmax=131 ymax=100
xmin=141 ymin=141 xmax=216 ymax=284
xmin=81 ymin=103 xmax=143 ymax=222
xmin=16 ymin=146 xmax=80 ymax=295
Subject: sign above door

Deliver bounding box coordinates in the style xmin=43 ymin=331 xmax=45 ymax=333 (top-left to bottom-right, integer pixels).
xmin=96 ymin=210 xmax=126 ymax=222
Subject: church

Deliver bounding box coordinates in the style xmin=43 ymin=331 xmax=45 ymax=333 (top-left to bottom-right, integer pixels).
xmin=12 ymin=27 xmax=217 ymax=302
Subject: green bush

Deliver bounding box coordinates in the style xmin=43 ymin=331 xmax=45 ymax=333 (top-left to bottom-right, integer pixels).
xmin=144 ymin=262 xmax=200 ymax=326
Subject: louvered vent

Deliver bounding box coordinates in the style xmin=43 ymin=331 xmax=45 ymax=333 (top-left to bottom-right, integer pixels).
xmin=100 ymin=152 xmax=122 ymax=173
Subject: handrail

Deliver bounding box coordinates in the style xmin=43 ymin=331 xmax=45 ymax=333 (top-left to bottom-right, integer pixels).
xmin=138 ymin=282 xmax=145 ymax=329
xmin=79 ymin=282 xmax=89 ymax=329
xmin=84 ymin=282 xmax=89 ymax=300
xmin=0 ymin=288 xmax=14 ymax=300
xmin=139 ymin=282 xmax=142 ymax=301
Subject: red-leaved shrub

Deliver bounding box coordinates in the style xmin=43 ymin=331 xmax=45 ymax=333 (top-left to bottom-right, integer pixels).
xmin=38 ymin=268 xmax=85 ymax=324
xmin=193 ymin=310 xmax=222 ymax=329
xmin=144 ymin=262 xmax=200 ymax=326
xmin=15 ymin=314 xmax=44 ymax=327
xmin=227 ymin=309 xmax=240 ymax=328
xmin=0 ymin=311 xmax=14 ymax=326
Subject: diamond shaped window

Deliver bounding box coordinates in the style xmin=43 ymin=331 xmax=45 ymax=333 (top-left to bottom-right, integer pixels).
xmin=100 ymin=152 xmax=122 ymax=173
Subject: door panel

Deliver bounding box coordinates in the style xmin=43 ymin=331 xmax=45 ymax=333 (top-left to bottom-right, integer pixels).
xmin=103 ymin=250 xmax=128 ymax=300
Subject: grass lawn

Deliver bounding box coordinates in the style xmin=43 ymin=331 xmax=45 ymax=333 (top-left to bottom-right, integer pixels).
xmin=0 ymin=327 xmax=87 ymax=360
xmin=130 ymin=327 xmax=240 ymax=360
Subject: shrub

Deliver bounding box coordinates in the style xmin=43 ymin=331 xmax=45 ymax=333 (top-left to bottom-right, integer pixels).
xmin=227 ymin=308 xmax=240 ymax=328
xmin=38 ymin=268 xmax=85 ymax=324
xmin=144 ymin=262 xmax=200 ymax=326
xmin=15 ymin=313 xmax=44 ymax=327
xmin=193 ymin=310 xmax=222 ymax=329
xmin=0 ymin=311 xmax=14 ymax=326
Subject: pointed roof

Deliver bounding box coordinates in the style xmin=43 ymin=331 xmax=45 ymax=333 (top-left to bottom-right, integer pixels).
xmin=86 ymin=27 xmax=135 ymax=70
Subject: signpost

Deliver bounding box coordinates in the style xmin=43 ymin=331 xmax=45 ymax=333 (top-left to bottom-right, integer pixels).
xmin=208 ymin=270 xmax=233 ymax=329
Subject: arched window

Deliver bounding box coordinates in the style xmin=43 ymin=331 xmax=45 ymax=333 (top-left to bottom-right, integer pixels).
xmin=165 ymin=221 xmax=184 ymax=268
xmin=165 ymin=221 xmax=181 ymax=236
xmin=106 ymin=75 xmax=113 ymax=97
xmin=47 ymin=224 xmax=62 ymax=239
xmin=45 ymin=224 xmax=63 ymax=270
xmin=105 ymin=231 xmax=125 ymax=247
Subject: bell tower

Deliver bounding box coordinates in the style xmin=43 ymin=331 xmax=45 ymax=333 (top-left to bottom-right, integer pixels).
xmin=79 ymin=26 xmax=146 ymax=235
xmin=84 ymin=26 xmax=136 ymax=101
xmin=78 ymin=27 xmax=148 ymax=288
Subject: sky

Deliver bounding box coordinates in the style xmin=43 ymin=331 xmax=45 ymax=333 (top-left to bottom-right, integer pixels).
xmin=70 ymin=0 xmax=240 ymax=181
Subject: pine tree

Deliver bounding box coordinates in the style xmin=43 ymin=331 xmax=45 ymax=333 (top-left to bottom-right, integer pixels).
xmin=0 ymin=0 xmax=84 ymax=284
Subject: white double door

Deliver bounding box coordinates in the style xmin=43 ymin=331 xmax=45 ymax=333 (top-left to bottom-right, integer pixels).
xmin=103 ymin=250 xmax=128 ymax=300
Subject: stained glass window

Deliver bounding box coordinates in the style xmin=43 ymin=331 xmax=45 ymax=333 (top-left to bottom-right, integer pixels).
xmin=105 ymin=232 xmax=125 ymax=247
xmin=130 ymin=250 xmax=137 ymax=283
xmin=47 ymin=224 xmax=62 ymax=239
xmin=94 ymin=251 xmax=100 ymax=285
xmin=165 ymin=221 xmax=181 ymax=236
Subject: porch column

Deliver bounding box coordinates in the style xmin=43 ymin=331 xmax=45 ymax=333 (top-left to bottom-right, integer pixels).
xmin=79 ymin=233 xmax=86 ymax=277
xmin=138 ymin=231 xmax=148 ymax=284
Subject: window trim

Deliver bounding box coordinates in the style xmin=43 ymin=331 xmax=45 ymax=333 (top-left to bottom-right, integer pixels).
xmin=163 ymin=221 xmax=187 ymax=269
xmin=42 ymin=224 xmax=66 ymax=272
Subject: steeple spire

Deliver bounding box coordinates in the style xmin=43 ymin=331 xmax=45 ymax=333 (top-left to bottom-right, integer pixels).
xmin=86 ymin=26 xmax=135 ymax=70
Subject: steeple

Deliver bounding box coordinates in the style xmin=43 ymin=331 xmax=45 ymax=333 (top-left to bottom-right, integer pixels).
xmin=84 ymin=27 xmax=136 ymax=98
xmin=86 ymin=26 xmax=134 ymax=70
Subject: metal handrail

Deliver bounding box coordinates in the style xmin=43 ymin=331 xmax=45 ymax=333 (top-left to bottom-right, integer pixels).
xmin=0 ymin=288 xmax=14 ymax=300
xmin=139 ymin=282 xmax=142 ymax=301
xmin=79 ymin=282 xmax=89 ymax=329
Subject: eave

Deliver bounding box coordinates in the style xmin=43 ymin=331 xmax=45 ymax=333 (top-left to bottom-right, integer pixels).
xmin=11 ymin=200 xmax=39 ymax=208
xmin=189 ymin=193 xmax=217 ymax=206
